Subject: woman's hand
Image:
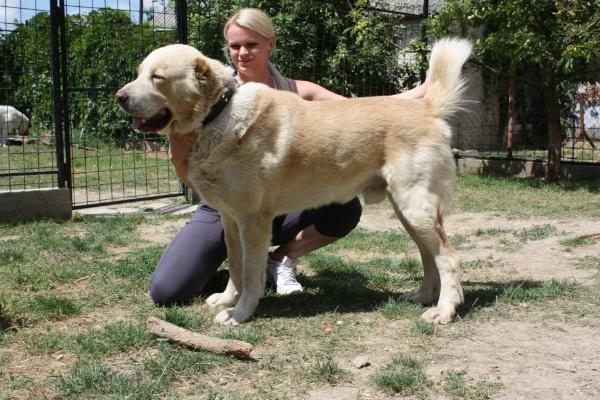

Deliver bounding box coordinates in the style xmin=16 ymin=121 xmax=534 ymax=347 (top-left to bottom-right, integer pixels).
xmin=395 ymin=79 xmax=429 ymax=100
xmin=168 ymin=133 xmax=196 ymax=185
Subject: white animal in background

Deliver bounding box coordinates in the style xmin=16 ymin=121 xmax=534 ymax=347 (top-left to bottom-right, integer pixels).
xmin=0 ymin=105 xmax=30 ymax=146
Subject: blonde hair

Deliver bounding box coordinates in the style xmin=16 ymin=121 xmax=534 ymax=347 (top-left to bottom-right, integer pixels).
xmin=223 ymin=8 xmax=295 ymax=93
xmin=223 ymin=8 xmax=275 ymax=40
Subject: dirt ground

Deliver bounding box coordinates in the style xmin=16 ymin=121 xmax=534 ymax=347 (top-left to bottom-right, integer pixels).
xmin=301 ymin=208 xmax=600 ymax=400
xmin=102 ymin=203 xmax=600 ymax=399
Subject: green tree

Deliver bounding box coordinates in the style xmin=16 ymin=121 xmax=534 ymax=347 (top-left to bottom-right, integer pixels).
xmin=187 ymin=0 xmax=419 ymax=97
xmin=0 ymin=12 xmax=53 ymax=128
xmin=429 ymin=0 xmax=600 ymax=181
xmin=64 ymin=8 xmax=175 ymax=142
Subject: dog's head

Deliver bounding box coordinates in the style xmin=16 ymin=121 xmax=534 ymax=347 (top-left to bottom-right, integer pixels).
xmin=116 ymin=44 xmax=235 ymax=134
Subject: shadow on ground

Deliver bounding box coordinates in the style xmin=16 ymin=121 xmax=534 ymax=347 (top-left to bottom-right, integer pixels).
xmin=191 ymin=265 xmax=557 ymax=323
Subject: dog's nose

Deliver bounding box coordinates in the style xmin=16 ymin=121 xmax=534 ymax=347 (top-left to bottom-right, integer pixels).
xmin=115 ymin=90 xmax=128 ymax=105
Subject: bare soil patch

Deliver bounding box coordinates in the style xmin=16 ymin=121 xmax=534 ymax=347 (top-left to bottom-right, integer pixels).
xmin=302 ymin=207 xmax=600 ymax=399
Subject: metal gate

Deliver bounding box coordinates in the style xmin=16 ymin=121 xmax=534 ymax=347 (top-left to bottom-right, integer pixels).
xmin=2 ymin=0 xmax=430 ymax=210
xmin=47 ymin=0 xmax=189 ymax=209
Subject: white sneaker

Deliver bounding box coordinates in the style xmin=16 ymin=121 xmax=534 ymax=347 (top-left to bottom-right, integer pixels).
xmin=267 ymin=255 xmax=303 ymax=295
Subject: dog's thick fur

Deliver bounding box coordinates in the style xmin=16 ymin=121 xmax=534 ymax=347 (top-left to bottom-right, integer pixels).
xmin=0 ymin=105 xmax=30 ymax=146
xmin=118 ymin=38 xmax=472 ymax=325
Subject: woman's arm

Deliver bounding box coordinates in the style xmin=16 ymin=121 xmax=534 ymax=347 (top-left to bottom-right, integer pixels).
xmin=168 ymin=133 xmax=196 ymax=189
xmin=294 ymin=80 xmax=345 ymax=101
xmin=295 ymin=79 xmax=429 ymax=101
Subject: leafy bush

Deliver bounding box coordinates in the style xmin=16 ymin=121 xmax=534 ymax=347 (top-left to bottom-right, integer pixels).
xmin=1 ymin=1 xmax=420 ymax=143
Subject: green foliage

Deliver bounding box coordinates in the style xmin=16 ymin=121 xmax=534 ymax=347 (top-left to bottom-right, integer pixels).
xmin=0 ymin=8 xmax=175 ymax=142
xmin=0 ymin=12 xmax=53 ymax=128
xmin=428 ymin=0 xmax=600 ymax=179
xmin=1 ymin=1 xmax=422 ymax=145
xmin=429 ymin=0 xmax=600 ymax=82
xmin=188 ymin=0 xmax=420 ymax=97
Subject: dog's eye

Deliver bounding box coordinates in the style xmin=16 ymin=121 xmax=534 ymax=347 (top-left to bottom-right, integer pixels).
xmin=151 ymin=74 xmax=164 ymax=80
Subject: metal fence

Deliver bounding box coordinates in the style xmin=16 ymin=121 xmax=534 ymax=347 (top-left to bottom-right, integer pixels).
xmin=1 ymin=0 xmax=435 ymax=209
xmin=0 ymin=0 xmax=598 ymax=211
xmin=453 ymin=82 xmax=600 ymax=164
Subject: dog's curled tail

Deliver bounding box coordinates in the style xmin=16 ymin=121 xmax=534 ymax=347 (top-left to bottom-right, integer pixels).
xmin=423 ymin=38 xmax=472 ymax=119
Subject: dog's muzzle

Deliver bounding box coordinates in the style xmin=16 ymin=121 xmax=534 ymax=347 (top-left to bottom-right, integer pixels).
xmin=116 ymin=89 xmax=173 ymax=132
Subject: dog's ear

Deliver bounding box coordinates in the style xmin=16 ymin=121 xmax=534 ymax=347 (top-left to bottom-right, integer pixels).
xmin=195 ymin=58 xmax=212 ymax=85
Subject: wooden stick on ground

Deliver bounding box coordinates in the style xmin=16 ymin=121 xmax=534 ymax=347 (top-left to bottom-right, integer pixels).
xmin=580 ymin=233 xmax=600 ymax=239
xmin=146 ymin=316 xmax=254 ymax=359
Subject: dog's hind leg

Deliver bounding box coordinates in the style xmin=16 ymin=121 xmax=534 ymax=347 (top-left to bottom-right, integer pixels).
xmin=214 ymin=211 xmax=273 ymax=325
xmin=388 ymin=186 xmax=463 ymax=324
xmin=206 ymin=214 xmax=242 ymax=309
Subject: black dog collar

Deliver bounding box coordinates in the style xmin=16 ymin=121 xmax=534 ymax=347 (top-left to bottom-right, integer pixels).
xmin=202 ymin=88 xmax=235 ymax=126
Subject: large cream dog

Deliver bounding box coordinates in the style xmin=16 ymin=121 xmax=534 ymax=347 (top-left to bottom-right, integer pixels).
xmin=117 ymin=38 xmax=472 ymax=326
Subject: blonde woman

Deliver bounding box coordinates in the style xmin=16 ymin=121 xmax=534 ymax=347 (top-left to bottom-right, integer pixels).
xmin=150 ymin=8 xmax=428 ymax=304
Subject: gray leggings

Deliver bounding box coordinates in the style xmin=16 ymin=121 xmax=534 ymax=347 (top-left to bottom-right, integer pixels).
xmin=149 ymin=198 xmax=362 ymax=305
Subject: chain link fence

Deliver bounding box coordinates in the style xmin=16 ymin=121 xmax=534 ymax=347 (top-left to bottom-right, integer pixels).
xmin=1 ymin=0 xmax=597 ymax=211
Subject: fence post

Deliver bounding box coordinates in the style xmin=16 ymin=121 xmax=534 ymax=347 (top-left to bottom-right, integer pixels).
xmin=175 ymin=0 xmax=188 ymax=44
xmin=49 ymin=0 xmax=69 ymax=189
xmin=419 ymin=0 xmax=429 ymax=83
xmin=175 ymin=0 xmax=193 ymax=202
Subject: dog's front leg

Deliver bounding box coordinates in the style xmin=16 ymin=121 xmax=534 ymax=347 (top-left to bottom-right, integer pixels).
xmin=215 ymin=212 xmax=273 ymax=325
xmin=206 ymin=214 xmax=242 ymax=309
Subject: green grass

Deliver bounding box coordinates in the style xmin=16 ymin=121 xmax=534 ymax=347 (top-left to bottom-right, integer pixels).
xmin=443 ymin=370 xmax=503 ymax=400
xmin=410 ymin=320 xmax=438 ymax=336
xmin=463 ymin=256 xmax=499 ymax=271
xmin=0 ymin=172 xmax=598 ymax=399
xmin=220 ymin=326 xmax=264 ymax=344
xmin=310 ymin=357 xmax=349 ymax=384
xmin=323 ymin=228 xmax=415 ymax=254
xmin=378 ymin=298 xmax=425 ymax=319
xmin=452 ymin=173 xmax=600 ymax=218
xmin=474 ymin=228 xmax=513 ymax=237
xmin=372 ymin=354 xmax=430 ymax=396
xmin=163 ymin=307 xmax=211 ymax=332
xmin=560 ymin=235 xmax=597 ymax=248
xmin=576 ymin=255 xmax=600 ymax=270
xmin=75 ymin=322 xmax=153 ymax=356
xmin=514 ymin=224 xmax=557 ymax=242
xmin=499 ymin=280 xmax=585 ymax=304
xmin=56 ymin=359 xmax=170 ymax=399
xmin=0 ymin=143 xmax=180 ymax=204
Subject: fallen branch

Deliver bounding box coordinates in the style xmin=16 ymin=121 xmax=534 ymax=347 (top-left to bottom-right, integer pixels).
xmin=146 ymin=316 xmax=253 ymax=359
xmin=580 ymin=233 xmax=600 ymax=239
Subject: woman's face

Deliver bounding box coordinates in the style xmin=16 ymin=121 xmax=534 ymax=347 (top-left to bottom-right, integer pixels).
xmin=226 ymin=22 xmax=275 ymax=76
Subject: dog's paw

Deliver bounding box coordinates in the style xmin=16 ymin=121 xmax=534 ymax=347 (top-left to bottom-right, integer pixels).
xmin=421 ymin=305 xmax=455 ymax=325
xmin=401 ymin=289 xmax=438 ymax=305
xmin=206 ymin=292 xmax=236 ymax=309
xmin=205 ymin=293 xmax=223 ymax=309
xmin=214 ymin=308 xmax=242 ymax=326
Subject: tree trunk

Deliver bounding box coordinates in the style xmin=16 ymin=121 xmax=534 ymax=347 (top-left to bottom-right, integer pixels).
xmin=507 ymin=66 xmax=516 ymax=158
xmin=541 ymin=66 xmax=561 ymax=182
